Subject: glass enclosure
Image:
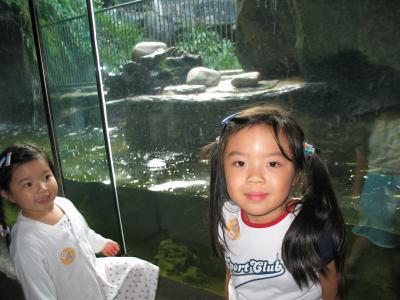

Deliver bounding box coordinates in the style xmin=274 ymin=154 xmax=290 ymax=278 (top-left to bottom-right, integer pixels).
xmin=1 ymin=0 xmax=399 ymax=299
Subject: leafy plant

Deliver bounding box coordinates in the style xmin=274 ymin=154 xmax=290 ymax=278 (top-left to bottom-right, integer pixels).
xmin=38 ymin=4 xmax=145 ymax=86
xmin=175 ymin=26 xmax=241 ymax=70
xmin=96 ymin=12 xmax=145 ymax=73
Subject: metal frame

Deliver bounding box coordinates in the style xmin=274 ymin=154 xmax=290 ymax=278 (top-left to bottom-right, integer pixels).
xmin=27 ymin=0 xmax=126 ymax=253
xmin=28 ymin=0 xmax=65 ymax=196
xmin=86 ymin=0 xmax=127 ymax=254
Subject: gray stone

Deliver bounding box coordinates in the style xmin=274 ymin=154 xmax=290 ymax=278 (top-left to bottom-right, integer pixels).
xmin=132 ymin=42 xmax=168 ymax=61
xmin=186 ymin=67 xmax=221 ymax=87
xmin=231 ymin=71 xmax=261 ymax=88
xmin=164 ymin=84 xmax=206 ymax=95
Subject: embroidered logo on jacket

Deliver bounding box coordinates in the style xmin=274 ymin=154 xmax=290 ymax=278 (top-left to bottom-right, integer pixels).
xmin=226 ymin=217 xmax=240 ymax=240
xmin=60 ymin=247 xmax=76 ymax=265
xmin=226 ymin=256 xmax=285 ymax=287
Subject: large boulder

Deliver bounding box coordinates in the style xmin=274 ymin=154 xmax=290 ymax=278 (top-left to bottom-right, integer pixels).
xmin=235 ymin=0 xmax=400 ymax=94
xmin=132 ymin=41 xmax=168 ymax=61
xmin=186 ymin=67 xmax=221 ymax=87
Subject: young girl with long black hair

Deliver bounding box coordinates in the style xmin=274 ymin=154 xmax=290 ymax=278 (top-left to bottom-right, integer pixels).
xmin=203 ymin=105 xmax=346 ymax=299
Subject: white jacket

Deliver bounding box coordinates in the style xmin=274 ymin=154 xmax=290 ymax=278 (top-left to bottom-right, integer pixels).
xmin=10 ymin=197 xmax=108 ymax=300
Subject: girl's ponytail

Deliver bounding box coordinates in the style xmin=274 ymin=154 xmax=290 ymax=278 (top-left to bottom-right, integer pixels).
xmin=282 ymin=150 xmax=346 ymax=298
xmin=203 ymin=140 xmax=226 ymax=257
xmin=0 ymin=198 xmax=11 ymax=248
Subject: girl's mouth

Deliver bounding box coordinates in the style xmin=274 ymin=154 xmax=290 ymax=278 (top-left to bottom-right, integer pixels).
xmin=244 ymin=192 xmax=267 ymax=201
xmin=36 ymin=196 xmax=51 ymax=204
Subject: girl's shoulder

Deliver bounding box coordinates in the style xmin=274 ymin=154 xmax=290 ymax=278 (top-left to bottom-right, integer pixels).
xmin=10 ymin=218 xmax=47 ymax=255
xmin=55 ymin=196 xmax=73 ymax=206
xmin=222 ymin=201 xmax=240 ymax=215
xmin=55 ymin=196 xmax=79 ymax=213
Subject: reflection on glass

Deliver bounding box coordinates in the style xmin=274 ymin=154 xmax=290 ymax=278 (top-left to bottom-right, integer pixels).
xmin=0 ymin=4 xmax=49 ymax=298
xmin=347 ymin=110 xmax=400 ymax=298
xmin=6 ymin=0 xmax=396 ymax=299
xmin=0 ymin=3 xmax=51 ymax=222
xmin=35 ymin=3 xmax=122 ymax=244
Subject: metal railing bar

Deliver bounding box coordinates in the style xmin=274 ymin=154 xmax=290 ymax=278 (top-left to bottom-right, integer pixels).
xmin=86 ymin=0 xmax=127 ymax=254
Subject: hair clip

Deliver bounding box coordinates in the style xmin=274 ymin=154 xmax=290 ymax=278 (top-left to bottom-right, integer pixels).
xmin=0 ymin=226 xmax=11 ymax=238
xmin=0 ymin=156 xmax=5 ymax=168
xmin=5 ymin=152 xmax=12 ymax=167
xmin=221 ymin=112 xmax=241 ymax=125
xmin=303 ymin=142 xmax=315 ymax=156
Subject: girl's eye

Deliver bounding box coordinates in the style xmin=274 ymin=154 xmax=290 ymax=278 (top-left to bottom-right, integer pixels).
xmin=23 ymin=182 xmax=32 ymax=188
xmin=45 ymin=174 xmax=52 ymax=180
xmin=268 ymin=162 xmax=279 ymax=168
xmin=234 ymin=161 xmax=245 ymax=167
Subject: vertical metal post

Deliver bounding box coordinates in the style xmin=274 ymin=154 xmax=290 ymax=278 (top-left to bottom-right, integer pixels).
xmin=86 ymin=0 xmax=127 ymax=254
xmin=28 ymin=0 xmax=65 ymax=196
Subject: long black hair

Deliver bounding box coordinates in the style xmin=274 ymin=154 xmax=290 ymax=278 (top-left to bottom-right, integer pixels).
xmin=0 ymin=144 xmax=56 ymax=247
xmin=203 ymin=104 xmax=346 ymax=297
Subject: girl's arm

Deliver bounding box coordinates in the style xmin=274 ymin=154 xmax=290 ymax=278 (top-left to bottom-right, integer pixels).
xmin=319 ymin=260 xmax=339 ymax=300
xmin=225 ymin=269 xmax=231 ymax=300
xmin=101 ymin=239 xmax=120 ymax=256
xmin=85 ymin=227 xmax=108 ymax=253
xmin=72 ymin=204 xmax=108 ymax=253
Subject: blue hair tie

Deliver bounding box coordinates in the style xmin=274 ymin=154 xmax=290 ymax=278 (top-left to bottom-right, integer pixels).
xmin=221 ymin=112 xmax=241 ymax=125
xmin=303 ymin=142 xmax=315 ymax=156
xmin=0 ymin=156 xmax=5 ymax=168
xmin=0 ymin=226 xmax=11 ymax=238
xmin=0 ymin=152 xmax=12 ymax=168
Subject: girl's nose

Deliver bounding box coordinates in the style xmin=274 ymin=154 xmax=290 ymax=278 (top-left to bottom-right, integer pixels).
xmin=247 ymin=167 xmax=265 ymax=184
xmin=38 ymin=181 xmax=49 ymax=191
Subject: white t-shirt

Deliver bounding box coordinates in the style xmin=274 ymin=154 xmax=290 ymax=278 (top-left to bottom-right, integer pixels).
xmin=367 ymin=114 xmax=400 ymax=174
xmin=220 ymin=201 xmax=322 ymax=300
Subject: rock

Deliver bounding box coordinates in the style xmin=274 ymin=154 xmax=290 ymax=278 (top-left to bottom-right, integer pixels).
xmin=231 ymin=71 xmax=261 ymax=88
xmin=163 ymin=53 xmax=203 ymax=84
xmin=106 ymin=50 xmax=204 ymax=99
xmin=163 ymin=84 xmax=206 ymax=95
xmin=104 ymin=62 xmax=152 ymax=98
xmin=186 ymin=67 xmax=221 ymax=87
xmin=132 ymin=42 xmax=168 ymax=61
xmin=235 ymin=0 xmax=400 ymax=96
xmin=138 ymin=47 xmax=174 ymax=68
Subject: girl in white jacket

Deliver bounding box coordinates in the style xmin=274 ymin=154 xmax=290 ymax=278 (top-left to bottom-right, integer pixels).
xmin=0 ymin=144 xmax=159 ymax=300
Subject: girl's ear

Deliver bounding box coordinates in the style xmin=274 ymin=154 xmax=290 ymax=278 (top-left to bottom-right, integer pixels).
xmin=291 ymin=172 xmax=302 ymax=187
xmin=0 ymin=190 xmax=12 ymax=203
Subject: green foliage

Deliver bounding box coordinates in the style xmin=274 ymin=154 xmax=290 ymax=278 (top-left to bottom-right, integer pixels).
xmin=4 ymin=0 xmax=104 ymax=24
xmin=96 ymin=13 xmax=145 ymax=73
xmin=32 ymin=3 xmax=145 ymax=86
xmin=4 ymin=0 xmax=104 ymax=86
xmin=3 ymin=199 xmax=19 ymax=226
xmin=154 ymin=239 xmax=207 ymax=285
xmin=175 ymin=26 xmax=241 ymax=71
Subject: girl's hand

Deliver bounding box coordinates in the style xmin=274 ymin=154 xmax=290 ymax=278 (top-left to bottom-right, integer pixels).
xmin=101 ymin=239 xmax=120 ymax=256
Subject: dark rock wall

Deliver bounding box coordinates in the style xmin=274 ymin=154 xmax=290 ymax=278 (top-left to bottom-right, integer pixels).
xmin=0 ymin=3 xmax=34 ymax=124
xmin=235 ymin=0 xmax=400 ymax=82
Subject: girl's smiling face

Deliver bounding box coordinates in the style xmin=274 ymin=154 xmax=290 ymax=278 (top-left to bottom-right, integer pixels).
xmin=223 ymin=124 xmax=296 ymax=224
xmin=1 ymin=158 xmax=58 ymax=220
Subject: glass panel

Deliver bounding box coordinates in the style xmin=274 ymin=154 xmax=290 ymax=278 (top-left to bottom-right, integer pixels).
xmin=0 ymin=5 xmax=53 ymax=227
xmin=17 ymin=0 xmax=396 ymax=299
xmin=0 ymin=3 xmax=48 ymax=298
xmin=96 ymin=1 xmax=399 ymax=299
xmin=96 ymin=0 xmax=236 ymax=296
xmin=35 ymin=2 xmax=122 ymax=243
